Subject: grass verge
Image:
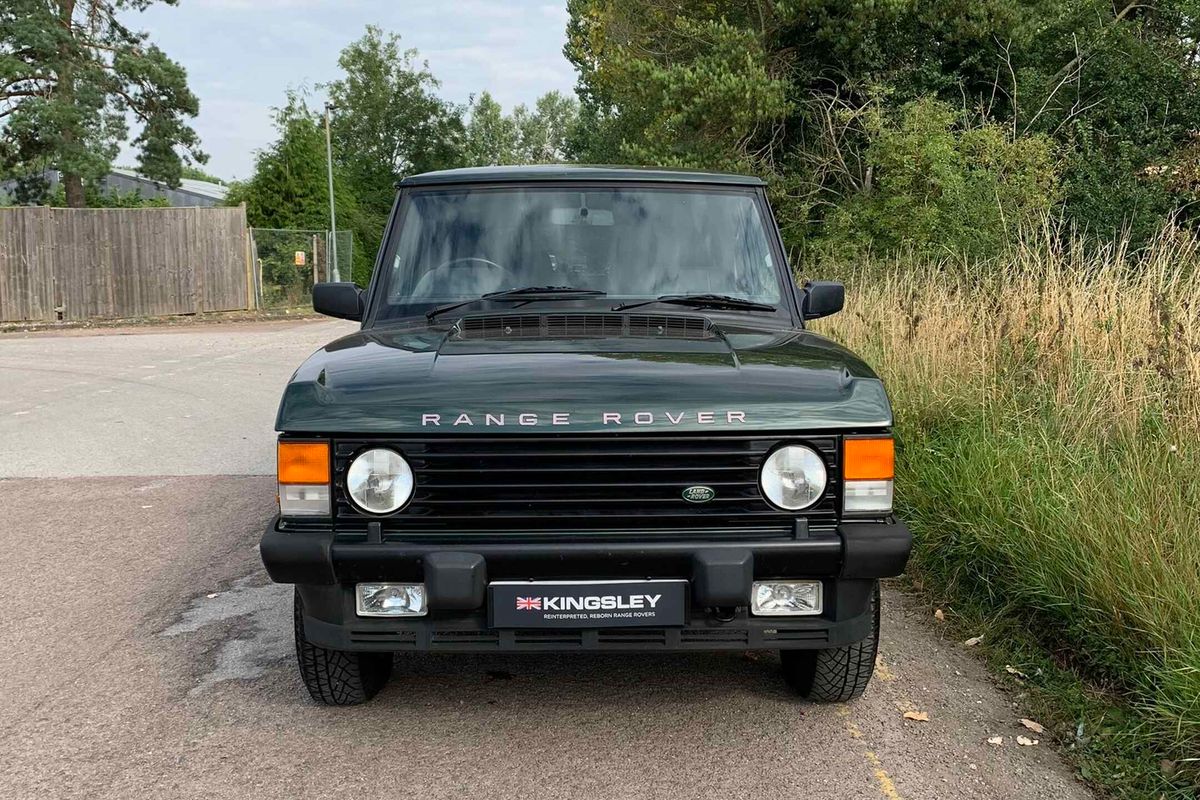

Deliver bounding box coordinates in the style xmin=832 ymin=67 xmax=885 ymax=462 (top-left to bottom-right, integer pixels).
xmin=814 ymin=225 xmax=1200 ymax=797
xmin=907 ymin=575 xmax=1189 ymax=797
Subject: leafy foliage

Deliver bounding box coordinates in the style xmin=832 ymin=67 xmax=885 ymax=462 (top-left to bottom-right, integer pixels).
xmin=565 ymin=0 xmax=789 ymax=171
xmin=319 ymin=27 xmax=465 ymax=280
xmin=227 ymin=97 xmax=352 ymax=231
xmin=461 ymin=91 xmax=517 ymax=166
xmin=238 ymin=27 xmax=583 ymax=287
xmin=565 ymin=0 xmax=1200 ymax=255
xmin=821 ymin=98 xmax=1060 ymax=259
xmin=462 ymin=89 xmax=580 ymax=166
xmin=179 ymin=164 xmax=226 ymax=185
xmin=226 ymin=96 xmax=364 ymax=288
xmin=0 ymin=0 xmax=204 ymax=207
xmin=46 ymin=183 xmax=170 ymax=207
xmin=321 ymin=27 xmax=463 ymax=216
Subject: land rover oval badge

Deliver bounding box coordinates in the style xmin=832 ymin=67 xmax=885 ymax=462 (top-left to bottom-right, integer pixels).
xmin=682 ymin=486 xmax=716 ymax=503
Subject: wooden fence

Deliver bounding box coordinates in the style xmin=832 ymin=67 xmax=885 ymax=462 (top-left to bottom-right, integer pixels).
xmin=0 ymin=205 xmax=254 ymax=323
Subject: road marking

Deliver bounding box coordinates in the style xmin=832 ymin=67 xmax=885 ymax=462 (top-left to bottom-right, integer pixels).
xmin=840 ymin=708 xmax=904 ymax=799
xmin=864 ymin=750 xmax=903 ymax=800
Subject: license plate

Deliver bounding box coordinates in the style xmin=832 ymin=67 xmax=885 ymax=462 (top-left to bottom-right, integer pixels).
xmin=488 ymin=580 xmax=688 ymax=628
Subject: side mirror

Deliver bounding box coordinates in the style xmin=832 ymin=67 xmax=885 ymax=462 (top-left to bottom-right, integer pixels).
xmin=313 ymin=282 xmax=363 ymax=321
xmin=801 ymin=280 xmax=844 ymax=320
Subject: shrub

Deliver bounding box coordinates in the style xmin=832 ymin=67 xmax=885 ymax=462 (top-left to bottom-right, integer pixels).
xmin=818 ymin=98 xmax=1061 ymax=261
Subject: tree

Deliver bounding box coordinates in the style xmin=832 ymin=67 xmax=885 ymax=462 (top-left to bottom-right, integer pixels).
xmin=463 ymin=90 xmax=580 ymax=166
xmin=514 ymin=91 xmax=579 ymax=162
xmin=462 ymin=91 xmax=519 ymax=166
xmin=227 ymin=96 xmax=368 ymax=288
xmin=0 ymin=0 xmax=204 ymax=207
xmin=322 ymin=27 xmax=463 ymax=216
xmin=565 ymin=0 xmax=1200 ymax=250
xmin=228 ymin=97 xmax=349 ymax=230
xmin=564 ymin=0 xmax=789 ymax=171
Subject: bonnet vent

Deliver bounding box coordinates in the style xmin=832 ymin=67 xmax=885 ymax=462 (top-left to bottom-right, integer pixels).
xmin=453 ymin=313 xmax=714 ymax=341
xmin=626 ymin=314 xmax=709 ymax=340
xmin=456 ymin=314 xmax=542 ymax=340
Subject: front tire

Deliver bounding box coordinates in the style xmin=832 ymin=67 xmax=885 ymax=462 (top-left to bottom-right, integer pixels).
xmin=294 ymin=589 xmax=392 ymax=705
xmin=781 ymin=580 xmax=880 ymax=702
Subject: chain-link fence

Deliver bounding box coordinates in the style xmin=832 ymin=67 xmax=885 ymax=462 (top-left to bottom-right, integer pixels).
xmin=250 ymin=228 xmax=354 ymax=308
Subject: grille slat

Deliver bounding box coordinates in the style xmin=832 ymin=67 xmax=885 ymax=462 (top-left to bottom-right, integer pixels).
xmin=422 ymin=480 xmax=753 ymax=489
xmin=412 ymin=496 xmax=761 ymax=505
xmin=413 ymin=449 xmax=762 ymax=459
xmin=333 ymin=434 xmax=840 ymax=535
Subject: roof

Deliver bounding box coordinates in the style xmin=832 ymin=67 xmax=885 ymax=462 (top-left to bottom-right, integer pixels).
xmin=109 ymin=167 xmax=228 ymax=201
xmin=399 ymin=164 xmax=765 ymax=188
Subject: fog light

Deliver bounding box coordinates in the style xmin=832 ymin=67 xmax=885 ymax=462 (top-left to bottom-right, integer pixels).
xmin=355 ymin=583 xmax=427 ymax=617
xmin=279 ymin=483 xmax=330 ymax=516
xmin=751 ymin=581 xmax=822 ymax=616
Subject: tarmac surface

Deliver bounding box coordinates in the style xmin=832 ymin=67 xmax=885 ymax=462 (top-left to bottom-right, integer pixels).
xmin=0 ymin=319 xmax=1094 ymax=799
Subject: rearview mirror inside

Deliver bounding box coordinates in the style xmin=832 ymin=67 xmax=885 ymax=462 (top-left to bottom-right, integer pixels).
xmin=802 ymin=280 xmax=844 ymax=320
xmin=313 ymin=282 xmax=364 ymax=321
xmin=550 ymin=207 xmax=614 ymax=226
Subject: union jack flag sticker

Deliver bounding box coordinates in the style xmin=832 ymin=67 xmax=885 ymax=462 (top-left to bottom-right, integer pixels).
xmin=516 ymin=597 xmax=542 ymax=611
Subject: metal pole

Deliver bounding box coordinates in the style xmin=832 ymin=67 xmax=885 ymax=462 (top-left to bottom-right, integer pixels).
xmin=323 ymin=102 xmax=340 ymax=282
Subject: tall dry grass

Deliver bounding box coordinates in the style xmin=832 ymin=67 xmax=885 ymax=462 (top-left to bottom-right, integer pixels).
xmin=814 ymin=225 xmax=1200 ymax=772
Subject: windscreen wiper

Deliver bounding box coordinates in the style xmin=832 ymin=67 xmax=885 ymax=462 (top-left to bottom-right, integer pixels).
xmin=611 ymin=293 xmax=776 ymax=313
xmin=426 ymin=286 xmax=606 ymax=321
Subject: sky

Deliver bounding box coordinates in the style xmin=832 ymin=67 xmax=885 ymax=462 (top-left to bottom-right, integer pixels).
xmin=121 ymin=0 xmax=577 ymax=181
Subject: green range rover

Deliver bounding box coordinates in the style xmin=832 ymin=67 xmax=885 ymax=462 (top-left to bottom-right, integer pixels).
xmin=260 ymin=165 xmax=911 ymax=705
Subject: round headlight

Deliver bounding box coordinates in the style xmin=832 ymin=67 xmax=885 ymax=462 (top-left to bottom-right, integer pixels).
xmin=346 ymin=448 xmax=414 ymax=514
xmin=760 ymin=445 xmax=827 ymax=510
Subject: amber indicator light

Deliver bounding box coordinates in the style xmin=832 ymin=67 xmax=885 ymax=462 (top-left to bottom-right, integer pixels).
xmin=844 ymin=437 xmax=894 ymax=481
xmin=277 ymin=441 xmax=330 ymax=485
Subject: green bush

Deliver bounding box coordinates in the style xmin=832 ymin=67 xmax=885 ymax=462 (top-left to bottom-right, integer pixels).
xmin=818 ymin=98 xmax=1060 ymax=261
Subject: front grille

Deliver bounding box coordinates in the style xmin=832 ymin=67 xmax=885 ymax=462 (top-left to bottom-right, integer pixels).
xmin=331 ymin=434 xmax=841 ymax=538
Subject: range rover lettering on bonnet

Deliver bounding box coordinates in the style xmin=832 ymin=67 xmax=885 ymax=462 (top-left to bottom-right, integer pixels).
xmin=420 ymin=411 xmax=749 ymax=427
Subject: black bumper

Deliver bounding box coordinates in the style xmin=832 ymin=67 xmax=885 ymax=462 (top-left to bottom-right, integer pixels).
xmin=262 ymin=520 xmax=911 ymax=653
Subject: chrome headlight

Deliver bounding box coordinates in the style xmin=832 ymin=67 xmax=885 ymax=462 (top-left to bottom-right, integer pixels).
xmin=346 ymin=448 xmax=414 ymax=514
xmin=760 ymin=445 xmax=827 ymax=510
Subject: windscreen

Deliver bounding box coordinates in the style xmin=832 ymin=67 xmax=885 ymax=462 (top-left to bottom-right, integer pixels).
xmin=376 ymin=186 xmax=783 ymax=320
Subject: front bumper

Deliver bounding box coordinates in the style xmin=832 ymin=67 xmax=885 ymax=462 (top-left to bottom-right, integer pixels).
xmin=262 ymin=519 xmax=911 ymax=652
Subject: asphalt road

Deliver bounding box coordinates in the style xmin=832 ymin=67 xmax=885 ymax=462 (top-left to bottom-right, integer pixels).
xmin=0 ymin=320 xmax=1093 ymax=799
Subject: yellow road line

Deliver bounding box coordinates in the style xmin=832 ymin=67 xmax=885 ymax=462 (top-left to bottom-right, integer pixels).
xmin=840 ymin=711 xmax=904 ymax=800
xmin=864 ymin=750 xmax=903 ymax=800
